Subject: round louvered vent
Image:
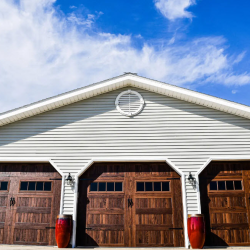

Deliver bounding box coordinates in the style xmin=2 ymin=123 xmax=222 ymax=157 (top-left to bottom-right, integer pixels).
xmin=115 ymin=89 xmax=144 ymax=117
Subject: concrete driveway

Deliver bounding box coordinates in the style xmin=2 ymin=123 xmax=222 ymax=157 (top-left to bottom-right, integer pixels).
xmin=1 ymin=246 xmax=250 ymax=250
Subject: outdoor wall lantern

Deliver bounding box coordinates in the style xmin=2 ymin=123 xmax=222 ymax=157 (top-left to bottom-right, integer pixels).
xmin=66 ymin=173 xmax=74 ymax=186
xmin=188 ymin=172 xmax=196 ymax=186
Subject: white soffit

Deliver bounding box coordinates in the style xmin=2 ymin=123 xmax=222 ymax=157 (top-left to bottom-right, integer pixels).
xmin=1 ymin=73 xmax=250 ymax=126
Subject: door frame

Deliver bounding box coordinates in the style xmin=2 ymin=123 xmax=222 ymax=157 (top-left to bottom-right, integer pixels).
xmin=196 ymin=156 xmax=250 ymax=215
xmin=73 ymin=157 xmax=188 ymax=249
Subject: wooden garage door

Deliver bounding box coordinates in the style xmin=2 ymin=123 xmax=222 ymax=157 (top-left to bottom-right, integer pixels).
xmin=77 ymin=162 xmax=184 ymax=247
xmin=0 ymin=163 xmax=61 ymax=246
xmin=200 ymin=161 xmax=250 ymax=246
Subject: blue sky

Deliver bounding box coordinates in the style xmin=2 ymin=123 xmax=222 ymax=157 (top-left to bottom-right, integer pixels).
xmin=0 ymin=0 xmax=250 ymax=112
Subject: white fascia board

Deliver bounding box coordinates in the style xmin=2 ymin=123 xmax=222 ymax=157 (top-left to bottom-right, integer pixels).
xmin=1 ymin=74 xmax=250 ymax=127
xmin=91 ymin=156 xmax=167 ymax=162
xmin=0 ymin=157 xmax=51 ymax=162
xmin=131 ymin=75 xmax=250 ymax=119
xmin=0 ymin=75 xmax=130 ymax=126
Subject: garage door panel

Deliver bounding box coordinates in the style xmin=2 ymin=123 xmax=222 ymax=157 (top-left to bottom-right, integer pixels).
xmin=13 ymin=192 xmax=55 ymax=245
xmin=16 ymin=207 xmax=51 ymax=214
xmin=17 ymin=197 xmax=52 ymax=206
xmin=13 ymin=228 xmax=50 ymax=245
xmin=136 ymin=208 xmax=172 ymax=214
xmin=86 ymin=230 xmax=125 ymax=246
xmin=0 ymin=228 xmax=4 ymax=243
xmin=0 ymin=163 xmax=61 ymax=246
xmin=210 ymin=212 xmax=248 ymax=224
xmin=0 ymin=180 xmax=10 ymax=244
xmin=87 ymin=214 xmax=124 ymax=225
xmin=77 ymin=162 xmax=184 ymax=247
xmin=88 ymin=196 xmax=124 ymax=209
xmin=108 ymin=197 xmax=124 ymax=209
xmin=0 ymin=196 xmax=8 ymax=206
xmin=0 ymin=209 xmax=6 ymax=219
xmin=135 ymin=197 xmax=172 ymax=208
xmin=216 ymin=195 xmax=247 ymax=208
xmin=14 ymin=223 xmax=50 ymax=230
xmin=210 ymin=229 xmax=250 ymax=246
xmin=15 ymin=213 xmax=51 ymax=224
xmin=136 ymin=214 xmax=173 ymax=225
xmin=211 ymin=207 xmax=247 ymax=213
xmin=84 ymin=179 xmax=126 ymax=246
xmin=200 ymin=161 xmax=250 ymax=246
xmin=136 ymin=230 xmax=174 ymax=247
xmin=134 ymin=178 xmax=181 ymax=247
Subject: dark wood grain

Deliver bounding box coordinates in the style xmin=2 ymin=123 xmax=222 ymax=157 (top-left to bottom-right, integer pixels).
xmin=0 ymin=163 xmax=61 ymax=246
xmin=200 ymin=161 xmax=250 ymax=246
xmin=87 ymin=225 xmax=124 ymax=230
xmin=14 ymin=223 xmax=51 ymax=229
xmin=136 ymin=208 xmax=172 ymax=214
xmin=76 ymin=162 xmax=184 ymax=247
xmin=16 ymin=207 xmax=51 ymax=214
xmin=136 ymin=224 xmax=174 ymax=230
xmin=211 ymin=223 xmax=249 ymax=230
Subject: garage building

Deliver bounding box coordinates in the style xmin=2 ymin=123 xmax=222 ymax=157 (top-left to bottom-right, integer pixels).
xmin=0 ymin=73 xmax=250 ymax=248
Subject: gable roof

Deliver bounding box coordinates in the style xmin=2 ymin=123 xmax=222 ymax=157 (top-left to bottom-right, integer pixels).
xmin=1 ymin=73 xmax=250 ymax=126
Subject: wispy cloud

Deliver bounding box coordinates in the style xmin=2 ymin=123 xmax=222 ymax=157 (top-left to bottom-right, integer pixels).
xmin=0 ymin=0 xmax=249 ymax=113
xmin=154 ymin=0 xmax=196 ymax=21
xmin=67 ymin=13 xmax=96 ymax=27
xmin=233 ymin=51 xmax=246 ymax=64
xmin=206 ymin=72 xmax=250 ymax=86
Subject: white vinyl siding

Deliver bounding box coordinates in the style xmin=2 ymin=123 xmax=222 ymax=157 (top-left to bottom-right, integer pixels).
xmin=0 ymin=87 xmax=250 ymax=215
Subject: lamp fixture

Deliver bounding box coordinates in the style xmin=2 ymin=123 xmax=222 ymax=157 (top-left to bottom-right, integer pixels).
xmin=188 ymin=172 xmax=193 ymax=182
xmin=187 ymin=172 xmax=196 ymax=186
xmin=66 ymin=173 xmax=74 ymax=185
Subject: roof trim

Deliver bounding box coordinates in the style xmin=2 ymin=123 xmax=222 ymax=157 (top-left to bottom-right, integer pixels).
xmin=1 ymin=73 xmax=250 ymax=126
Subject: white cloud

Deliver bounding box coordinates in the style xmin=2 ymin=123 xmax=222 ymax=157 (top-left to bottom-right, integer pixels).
xmin=67 ymin=13 xmax=95 ymax=27
xmin=233 ymin=51 xmax=246 ymax=64
xmin=0 ymin=0 xmax=249 ymax=113
xmin=206 ymin=72 xmax=250 ymax=86
xmin=232 ymin=90 xmax=238 ymax=94
xmin=154 ymin=0 xmax=196 ymax=21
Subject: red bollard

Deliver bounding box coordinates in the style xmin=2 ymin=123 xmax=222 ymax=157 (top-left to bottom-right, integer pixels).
xmin=188 ymin=214 xmax=205 ymax=249
xmin=55 ymin=215 xmax=72 ymax=248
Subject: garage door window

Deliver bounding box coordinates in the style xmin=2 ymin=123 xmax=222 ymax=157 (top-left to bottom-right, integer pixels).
xmin=0 ymin=181 xmax=8 ymax=191
xmin=209 ymin=180 xmax=242 ymax=191
xmin=20 ymin=181 xmax=52 ymax=191
xmin=136 ymin=181 xmax=170 ymax=192
xmin=90 ymin=182 xmax=123 ymax=192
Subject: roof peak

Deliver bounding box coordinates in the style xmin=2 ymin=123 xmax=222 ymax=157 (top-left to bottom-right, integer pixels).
xmin=123 ymin=72 xmax=138 ymax=75
xmin=0 ymin=74 xmax=250 ymax=126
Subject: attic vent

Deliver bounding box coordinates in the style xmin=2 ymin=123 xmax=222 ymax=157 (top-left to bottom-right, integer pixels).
xmin=115 ymin=90 xmax=144 ymax=117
